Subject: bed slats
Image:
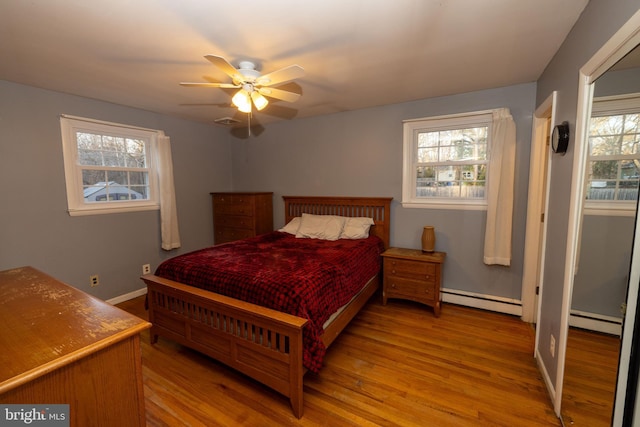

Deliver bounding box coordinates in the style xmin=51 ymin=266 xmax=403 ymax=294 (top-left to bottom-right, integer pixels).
xmin=144 ymin=279 xmax=306 ymax=403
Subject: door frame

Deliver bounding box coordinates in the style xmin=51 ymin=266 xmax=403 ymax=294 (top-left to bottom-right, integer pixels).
xmin=522 ymin=91 xmax=556 ymax=324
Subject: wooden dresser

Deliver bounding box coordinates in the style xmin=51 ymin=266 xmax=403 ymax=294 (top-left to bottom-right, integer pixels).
xmin=0 ymin=267 xmax=151 ymax=427
xmin=211 ymin=192 xmax=273 ymax=244
xmin=381 ymin=247 xmax=446 ymax=317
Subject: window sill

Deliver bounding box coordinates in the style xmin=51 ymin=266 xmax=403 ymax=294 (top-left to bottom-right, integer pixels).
xmin=67 ymin=203 xmax=159 ymax=216
xmin=401 ymin=200 xmax=488 ymax=211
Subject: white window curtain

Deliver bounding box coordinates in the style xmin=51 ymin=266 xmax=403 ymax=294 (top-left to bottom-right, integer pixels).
xmin=156 ymin=133 xmax=181 ymax=250
xmin=484 ymin=108 xmax=516 ymax=266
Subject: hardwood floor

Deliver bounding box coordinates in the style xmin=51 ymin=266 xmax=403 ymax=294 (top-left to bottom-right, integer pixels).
xmin=561 ymin=327 xmax=620 ymax=426
xmin=117 ymin=296 xmax=561 ymax=426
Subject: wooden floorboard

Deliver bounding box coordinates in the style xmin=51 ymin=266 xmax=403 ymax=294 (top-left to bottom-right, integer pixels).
xmin=117 ymin=296 xmax=561 ymax=426
xmin=560 ymin=327 xmax=620 ymax=426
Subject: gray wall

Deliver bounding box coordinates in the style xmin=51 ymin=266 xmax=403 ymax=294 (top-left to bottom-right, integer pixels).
xmin=535 ymin=0 xmax=640 ymax=390
xmin=0 ymin=81 xmax=537 ymax=305
xmin=595 ymin=67 xmax=640 ymax=96
xmin=231 ymin=83 xmax=536 ymax=301
xmin=573 ymin=214 xmax=634 ymax=317
xmin=0 ymin=80 xmax=232 ymax=299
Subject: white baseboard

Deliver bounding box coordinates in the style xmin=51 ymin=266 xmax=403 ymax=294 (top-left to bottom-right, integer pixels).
xmin=569 ymin=309 xmax=622 ymax=336
xmin=107 ymin=287 xmax=147 ymax=305
xmin=441 ymin=288 xmax=523 ymax=316
xmin=440 ymin=289 xmax=621 ymax=336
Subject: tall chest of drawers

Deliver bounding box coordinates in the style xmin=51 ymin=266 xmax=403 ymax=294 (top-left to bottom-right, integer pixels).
xmin=381 ymin=247 xmax=446 ymax=317
xmin=211 ymin=192 xmax=273 ymax=244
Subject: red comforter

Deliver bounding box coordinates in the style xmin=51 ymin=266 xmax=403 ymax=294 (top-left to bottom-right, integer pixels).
xmin=154 ymin=231 xmax=384 ymax=372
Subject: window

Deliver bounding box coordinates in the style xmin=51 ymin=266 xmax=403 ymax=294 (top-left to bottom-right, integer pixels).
xmin=61 ymin=115 xmax=160 ymax=216
xmin=402 ymin=111 xmax=493 ymax=209
xmin=585 ymin=94 xmax=640 ymax=214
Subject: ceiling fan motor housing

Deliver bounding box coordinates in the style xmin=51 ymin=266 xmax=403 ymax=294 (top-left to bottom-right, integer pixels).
xmin=237 ymin=61 xmax=260 ymax=82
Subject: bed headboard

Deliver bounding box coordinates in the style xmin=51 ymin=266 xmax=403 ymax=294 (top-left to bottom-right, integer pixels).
xmin=282 ymin=196 xmax=393 ymax=249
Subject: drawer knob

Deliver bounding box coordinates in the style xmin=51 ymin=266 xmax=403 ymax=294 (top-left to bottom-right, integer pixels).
xmin=391 ymin=269 xmax=396 ymax=274
xmin=391 ymin=283 xmax=396 ymax=288
xmin=425 ymin=275 xmax=430 ymax=279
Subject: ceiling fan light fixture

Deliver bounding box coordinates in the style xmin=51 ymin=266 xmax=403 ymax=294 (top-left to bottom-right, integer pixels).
xmin=251 ymin=91 xmax=269 ymax=111
xmin=232 ymin=89 xmax=252 ymax=113
xmin=237 ymin=102 xmax=252 ymax=114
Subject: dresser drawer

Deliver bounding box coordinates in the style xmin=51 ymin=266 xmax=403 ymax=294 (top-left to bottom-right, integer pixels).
xmin=213 ymin=201 xmax=255 ymax=216
xmin=214 ymin=227 xmax=255 ymax=244
xmin=212 ymin=194 xmax=256 ymax=205
xmin=384 ymin=258 xmax=436 ymax=282
xmin=214 ymin=214 xmax=254 ymax=229
xmin=384 ymin=276 xmax=437 ymax=302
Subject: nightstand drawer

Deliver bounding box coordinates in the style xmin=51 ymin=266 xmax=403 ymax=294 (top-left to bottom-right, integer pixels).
xmin=385 ymin=276 xmax=437 ymax=301
xmin=384 ymin=258 xmax=436 ymax=281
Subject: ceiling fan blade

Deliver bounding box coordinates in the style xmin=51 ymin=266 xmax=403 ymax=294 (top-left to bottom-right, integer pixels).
xmin=180 ymin=82 xmax=240 ymax=88
xmin=256 ymin=65 xmax=305 ymax=86
xmin=258 ymin=87 xmax=301 ymax=103
xmin=205 ymin=55 xmax=243 ymax=82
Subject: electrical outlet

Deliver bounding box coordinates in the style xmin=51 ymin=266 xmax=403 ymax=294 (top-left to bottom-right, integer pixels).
xmin=142 ymin=264 xmax=151 ymax=275
xmin=90 ymin=274 xmax=99 ymax=287
xmin=550 ymin=334 xmax=556 ymax=358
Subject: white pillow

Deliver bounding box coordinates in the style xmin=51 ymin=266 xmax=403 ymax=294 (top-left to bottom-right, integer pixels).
xmin=340 ymin=217 xmax=375 ymax=239
xmin=295 ymin=213 xmax=346 ymax=241
xmin=279 ymin=217 xmax=301 ymax=235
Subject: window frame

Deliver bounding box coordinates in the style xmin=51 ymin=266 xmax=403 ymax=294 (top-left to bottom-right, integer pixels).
xmin=584 ymin=93 xmax=640 ymax=217
xmin=402 ymin=111 xmax=493 ymax=210
xmin=60 ymin=115 xmax=161 ymax=216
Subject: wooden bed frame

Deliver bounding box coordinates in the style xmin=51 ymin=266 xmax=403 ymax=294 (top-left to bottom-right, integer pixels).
xmin=141 ymin=196 xmax=392 ymax=418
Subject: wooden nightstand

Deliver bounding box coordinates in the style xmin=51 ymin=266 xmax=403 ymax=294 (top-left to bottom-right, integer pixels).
xmin=381 ymin=247 xmax=446 ymax=317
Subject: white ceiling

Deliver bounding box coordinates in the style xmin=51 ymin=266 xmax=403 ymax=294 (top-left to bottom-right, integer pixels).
xmin=0 ymin=0 xmax=588 ymax=129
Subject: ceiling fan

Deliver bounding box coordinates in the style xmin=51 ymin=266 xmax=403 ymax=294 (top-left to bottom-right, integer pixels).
xmin=180 ymin=55 xmax=305 ymax=114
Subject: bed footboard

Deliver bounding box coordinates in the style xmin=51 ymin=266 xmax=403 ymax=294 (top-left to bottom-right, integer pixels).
xmin=142 ymin=274 xmax=308 ymax=418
